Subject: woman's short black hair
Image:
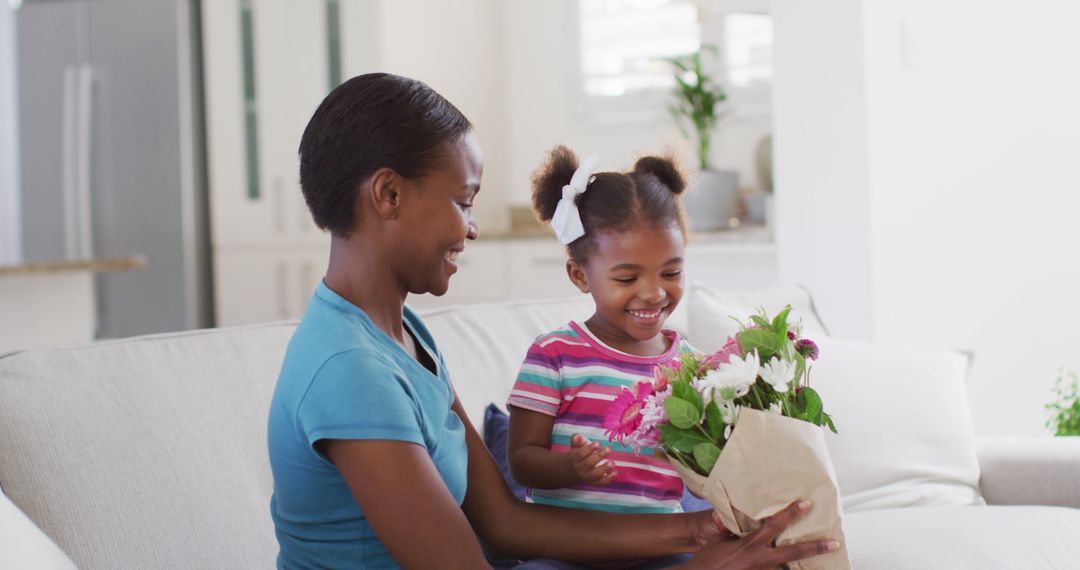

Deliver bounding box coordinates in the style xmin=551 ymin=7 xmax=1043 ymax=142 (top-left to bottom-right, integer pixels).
xmin=531 ymin=146 xmax=689 ymax=263
xmin=298 ymin=73 xmax=472 ymax=236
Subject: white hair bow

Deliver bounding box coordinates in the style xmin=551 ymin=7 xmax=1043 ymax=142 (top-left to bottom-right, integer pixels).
xmin=550 ymin=154 xmax=600 ymax=245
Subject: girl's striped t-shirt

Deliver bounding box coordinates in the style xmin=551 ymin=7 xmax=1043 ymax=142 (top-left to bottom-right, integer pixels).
xmin=507 ymin=321 xmax=695 ymax=514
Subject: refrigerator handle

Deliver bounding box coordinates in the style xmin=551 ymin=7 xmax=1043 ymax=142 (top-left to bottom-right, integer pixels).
xmin=62 ymin=64 xmax=78 ymax=259
xmin=76 ymin=63 xmax=94 ymax=259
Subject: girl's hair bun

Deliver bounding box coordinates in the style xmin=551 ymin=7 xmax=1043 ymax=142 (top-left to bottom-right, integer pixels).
xmin=531 ymin=145 xmax=580 ymax=222
xmin=633 ymin=156 xmax=686 ymax=195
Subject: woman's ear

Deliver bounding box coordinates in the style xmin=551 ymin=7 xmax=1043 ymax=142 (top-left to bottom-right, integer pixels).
xmin=566 ymin=259 xmax=589 ymax=294
xmin=368 ymin=167 xmax=402 ymax=220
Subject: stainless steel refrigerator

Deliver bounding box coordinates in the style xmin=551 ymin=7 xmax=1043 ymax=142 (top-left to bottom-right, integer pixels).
xmin=16 ymin=0 xmax=212 ymax=338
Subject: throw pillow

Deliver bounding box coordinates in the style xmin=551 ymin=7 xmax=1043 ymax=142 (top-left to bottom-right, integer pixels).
xmin=482 ymin=404 xmax=527 ymax=500
xmin=687 ymin=283 xmax=829 ymax=353
xmin=810 ymin=337 xmax=984 ymax=512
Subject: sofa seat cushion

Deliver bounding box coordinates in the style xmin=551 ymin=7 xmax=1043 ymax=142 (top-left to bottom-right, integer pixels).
xmin=0 ymin=322 xmax=295 ymax=569
xmin=845 ymin=505 xmax=1080 ymax=569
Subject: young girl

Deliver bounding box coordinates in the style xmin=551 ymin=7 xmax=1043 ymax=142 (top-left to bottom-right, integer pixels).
xmin=268 ymin=73 xmax=836 ymax=570
xmin=507 ymin=147 xmax=693 ymax=520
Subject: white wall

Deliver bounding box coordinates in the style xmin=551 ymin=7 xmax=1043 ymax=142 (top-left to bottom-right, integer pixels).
xmin=772 ymin=0 xmax=874 ymax=340
xmin=774 ymin=0 xmax=1080 ymax=436
xmin=863 ymin=0 xmax=1080 ymax=437
xmin=0 ymin=1 xmax=20 ymax=265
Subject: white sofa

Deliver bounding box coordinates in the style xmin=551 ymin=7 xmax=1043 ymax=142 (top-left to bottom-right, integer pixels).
xmin=1 ymin=283 xmax=1079 ymax=569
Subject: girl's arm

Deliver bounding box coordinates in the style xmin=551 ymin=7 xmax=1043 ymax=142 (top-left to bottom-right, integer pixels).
xmin=506 ymin=405 xmax=618 ymax=489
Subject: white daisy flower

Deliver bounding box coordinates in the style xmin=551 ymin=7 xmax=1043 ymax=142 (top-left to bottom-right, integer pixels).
xmin=697 ymin=350 xmax=760 ymax=404
xmin=759 ymin=357 xmax=797 ymax=393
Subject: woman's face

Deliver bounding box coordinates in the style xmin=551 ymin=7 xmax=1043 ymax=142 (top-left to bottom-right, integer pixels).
xmin=394 ymin=131 xmax=483 ymax=297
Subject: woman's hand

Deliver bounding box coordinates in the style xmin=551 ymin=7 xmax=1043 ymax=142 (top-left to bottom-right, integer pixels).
xmin=684 ymin=500 xmax=840 ymax=569
xmin=569 ymin=434 xmax=618 ymax=485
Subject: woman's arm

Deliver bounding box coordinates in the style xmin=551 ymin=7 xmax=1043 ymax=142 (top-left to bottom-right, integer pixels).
xmin=322 ymin=397 xmax=838 ymax=568
xmin=320 ymin=438 xmax=492 ymax=569
xmin=460 ymin=398 xmax=839 ymax=566
xmin=506 ymin=406 xmax=617 ymax=489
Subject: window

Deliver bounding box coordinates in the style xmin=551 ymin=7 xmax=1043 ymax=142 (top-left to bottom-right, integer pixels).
xmin=722 ymin=13 xmax=773 ymax=89
xmin=578 ymin=0 xmax=700 ymax=98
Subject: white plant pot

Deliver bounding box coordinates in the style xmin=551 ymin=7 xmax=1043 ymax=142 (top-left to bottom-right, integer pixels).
xmin=685 ymin=169 xmax=739 ymax=232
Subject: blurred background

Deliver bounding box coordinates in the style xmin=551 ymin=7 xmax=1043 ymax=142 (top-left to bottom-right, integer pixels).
xmin=1 ymin=0 xmax=1078 ymax=438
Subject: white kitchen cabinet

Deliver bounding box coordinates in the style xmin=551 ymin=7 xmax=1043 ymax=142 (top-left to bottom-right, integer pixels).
xmin=213 ymin=240 xmax=328 ymax=327
xmin=202 ymin=0 xmax=330 ymax=246
xmin=213 ymin=235 xmax=778 ymax=326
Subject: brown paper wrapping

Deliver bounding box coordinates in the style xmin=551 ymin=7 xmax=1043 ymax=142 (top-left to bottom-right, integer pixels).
xmin=670 ymin=408 xmax=852 ymax=570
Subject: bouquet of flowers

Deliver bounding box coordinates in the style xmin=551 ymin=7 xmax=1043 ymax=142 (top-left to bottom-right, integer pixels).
xmin=604 ymin=306 xmax=851 ymax=569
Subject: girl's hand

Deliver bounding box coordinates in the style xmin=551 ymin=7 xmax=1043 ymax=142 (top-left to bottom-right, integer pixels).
xmin=569 ymin=434 xmax=618 ymax=485
xmin=684 ymin=500 xmax=840 ymax=569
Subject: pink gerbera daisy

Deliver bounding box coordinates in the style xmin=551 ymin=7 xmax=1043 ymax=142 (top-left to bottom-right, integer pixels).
xmin=604 ymin=382 xmax=655 ymax=444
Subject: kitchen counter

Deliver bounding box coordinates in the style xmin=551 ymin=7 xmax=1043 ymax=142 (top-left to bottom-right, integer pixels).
xmin=0 ymin=255 xmax=146 ymax=276
xmin=0 ymin=255 xmax=146 ymax=351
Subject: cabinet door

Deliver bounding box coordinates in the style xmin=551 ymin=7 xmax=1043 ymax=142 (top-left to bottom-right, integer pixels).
xmin=213 ymin=240 xmax=328 ymax=326
xmin=506 ymin=240 xmax=583 ymax=300
xmin=202 ymin=0 xmax=327 ymax=245
xmin=405 ymin=242 xmax=508 ymax=311
xmin=684 ymin=243 xmax=779 ymax=290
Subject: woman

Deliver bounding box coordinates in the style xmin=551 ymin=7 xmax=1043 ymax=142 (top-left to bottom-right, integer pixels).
xmin=266 ymin=72 xmax=839 ymax=569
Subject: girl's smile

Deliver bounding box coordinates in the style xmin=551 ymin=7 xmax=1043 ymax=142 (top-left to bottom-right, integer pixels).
xmin=568 ymin=223 xmax=686 ymax=356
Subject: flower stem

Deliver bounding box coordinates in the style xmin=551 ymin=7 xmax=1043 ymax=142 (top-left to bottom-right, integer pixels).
xmin=750 ymin=385 xmax=766 ymax=410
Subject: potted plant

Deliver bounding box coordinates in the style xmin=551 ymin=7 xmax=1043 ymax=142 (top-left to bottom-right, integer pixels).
xmin=668 ymin=46 xmax=739 ymax=231
xmin=1046 ymin=369 xmax=1080 ymax=436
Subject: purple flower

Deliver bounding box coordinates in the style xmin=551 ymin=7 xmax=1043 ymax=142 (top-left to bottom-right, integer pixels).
xmin=796 ymin=338 xmax=820 ymax=361
xmin=787 ymin=331 xmax=797 ymax=341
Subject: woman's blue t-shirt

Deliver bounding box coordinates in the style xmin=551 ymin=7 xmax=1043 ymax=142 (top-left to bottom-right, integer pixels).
xmin=267 ymin=282 xmax=468 ymax=569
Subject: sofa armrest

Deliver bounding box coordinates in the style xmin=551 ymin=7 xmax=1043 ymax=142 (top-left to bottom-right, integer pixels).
xmin=977 ymin=437 xmax=1080 ymax=508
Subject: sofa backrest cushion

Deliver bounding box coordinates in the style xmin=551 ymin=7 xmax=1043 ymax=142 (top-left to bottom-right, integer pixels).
xmin=685 ymin=282 xmax=829 ymax=353
xmin=419 ymin=295 xmax=597 ymax=426
xmin=809 ymin=338 xmax=984 ymax=511
xmin=0 ymin=322 xmax=295 ymax=569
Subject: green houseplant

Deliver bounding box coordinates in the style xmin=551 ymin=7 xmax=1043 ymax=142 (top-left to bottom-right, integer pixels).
xmin=1046 ymin=369 xmax=1080 ymax=436
xmin=668 ymin=46 xmax=739 ymax=231
xmin=669 ymin=47 xmax=727 ymax=171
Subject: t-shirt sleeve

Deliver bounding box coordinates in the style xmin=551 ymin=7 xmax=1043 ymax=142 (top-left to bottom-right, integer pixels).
xmin=296 ymin=349 xmax=425 ymax=451
xmin=506 ymin=340 xmax=563 ymax=416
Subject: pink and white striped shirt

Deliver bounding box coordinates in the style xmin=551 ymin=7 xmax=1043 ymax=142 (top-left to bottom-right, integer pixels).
xmin=507 ymin=321 xmax=695 ymax=513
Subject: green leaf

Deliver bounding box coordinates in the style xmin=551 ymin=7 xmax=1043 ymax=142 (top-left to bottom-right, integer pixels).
xmin=750 ymin=315 xmax=772 ymax=329
xmin=738 ymin=329 xmax=782 ymax=359
xmin=672 ymin=380 xmax=704 ymax=414
xmin=822 ymin=412 xmax=838 ymax=434
xmin=659 ymin=422 xmax=711 ymax=453
xmin=771 ymin=305 xmax=793 ymax=332
xmin=664 ymin=397 xmax=702 ymax=430
xmin=693 ymin=442 xmax=723 ymax=474
xmin=798 ymin=387 xmax=824 ymax=424
xmin=704 ymin=401 xmax=725 ymax=440
xmin=793 ymin=351 xmax=807 ymax=387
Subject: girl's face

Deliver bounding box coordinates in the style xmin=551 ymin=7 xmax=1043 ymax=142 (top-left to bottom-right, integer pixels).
xmin=569 ymin=223 xmax=686 ymax=346
xmin=393 ymin=131 xmax=483 ymax=297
